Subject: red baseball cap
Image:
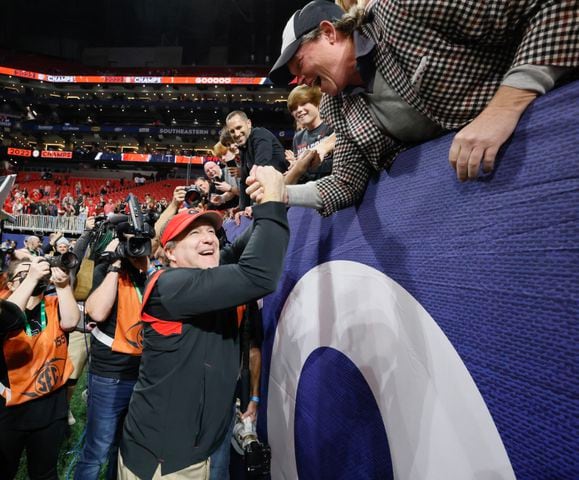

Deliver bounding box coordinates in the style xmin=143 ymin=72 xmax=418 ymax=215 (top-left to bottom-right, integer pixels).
xmin=160 ymin=209 xmax=223 ymax=247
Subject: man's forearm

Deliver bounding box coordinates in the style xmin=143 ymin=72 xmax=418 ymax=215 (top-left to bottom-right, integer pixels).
xmin=57 ymin=285 xmax=80 ymax=331
xmin=14 ymin=249 xmax=33 ymax=261
xmin=158 ymin=203 xmax=289 ymax=317
xmin=72 ymin=230 xmax=92 ymax=259
xmin=85 ymin=271 xmax=118 ymax=322
xmin=484 ymin=85 xmax=537 ymax=116
xmin=249 ymin=347 xmax=261 ymax=397
xmin=154 ymin=201 xmax=179 ymax=242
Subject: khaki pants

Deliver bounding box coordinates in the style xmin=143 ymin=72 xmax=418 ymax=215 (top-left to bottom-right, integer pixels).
xmin=67 ymin=331 xmax=90 ymax=380
xmin=118 ymin=452 xmax=210 ymax=480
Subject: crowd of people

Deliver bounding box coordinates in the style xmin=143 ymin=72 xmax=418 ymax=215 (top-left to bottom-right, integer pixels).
xmin=0 ymin=164 xmax=287 ymax=479
xmin=0 ymin=0 xmax=575 ymax=479
xmin=6 ymin=176 xmax=129 ymax=218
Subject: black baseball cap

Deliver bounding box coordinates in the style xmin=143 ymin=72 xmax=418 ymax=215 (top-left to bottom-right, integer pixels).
xmin=269 ymin=0 xmax=344 ymax=85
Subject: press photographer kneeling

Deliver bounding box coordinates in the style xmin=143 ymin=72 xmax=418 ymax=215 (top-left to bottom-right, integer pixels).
xmin=75 ymin=202 xmax=153 ymax=480
xmin=0 ymin=255 xmax=80 ymax=480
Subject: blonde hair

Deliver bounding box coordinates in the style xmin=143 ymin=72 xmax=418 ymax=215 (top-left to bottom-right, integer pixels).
xmin=336 ymin=0 xmax=367 ymax=12
xmin=213 ymin=141 xmax=228 ymax=157
xmin=303 ymin=4 xmax=367 ymax=42
xmin=287 ymin=85 xmax=323 ymax=112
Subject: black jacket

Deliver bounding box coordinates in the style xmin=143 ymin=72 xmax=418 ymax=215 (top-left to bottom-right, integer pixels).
xmin=239 ymin=127 xmax=287 ymax=209
xmin=121 ymin=202 xmax=289 ymax=478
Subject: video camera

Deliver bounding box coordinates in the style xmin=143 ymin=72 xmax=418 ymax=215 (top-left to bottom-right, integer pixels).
xmin=97 ymin=194 xmax=156 ymax=263
xmin=232 ymin=405 xmax=271 ymax=478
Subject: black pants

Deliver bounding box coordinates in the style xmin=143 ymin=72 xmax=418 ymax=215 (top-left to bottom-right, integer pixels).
xmin=0 ymin=417 xmax=67 ymax=480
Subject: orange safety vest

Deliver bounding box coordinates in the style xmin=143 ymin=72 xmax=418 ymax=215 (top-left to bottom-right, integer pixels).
xmin=110 ymin=272 xmax=144 ymax=356
xmin=0 ymin=295 xmax=73 ymax=406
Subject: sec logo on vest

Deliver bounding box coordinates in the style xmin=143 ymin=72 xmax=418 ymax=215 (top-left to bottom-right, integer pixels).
xmin=33 ymin=357 xmax=65 ymax=397
xmin=126 ymin=321 xmax=144 ymax=349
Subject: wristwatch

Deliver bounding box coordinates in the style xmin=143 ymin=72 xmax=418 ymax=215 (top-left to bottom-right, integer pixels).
xmin=107 ymin=265 xmax=122 ymax=274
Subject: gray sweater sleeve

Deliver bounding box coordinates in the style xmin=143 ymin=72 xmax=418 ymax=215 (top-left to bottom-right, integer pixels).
xmin=286 ymin=182 xmax=324 ymax=210
xmin=501 ymin=64 xmax=571 ymax=95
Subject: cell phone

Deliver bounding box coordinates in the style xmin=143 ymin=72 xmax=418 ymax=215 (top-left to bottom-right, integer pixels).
xmin=226 ymin=159 xmax=237 ymax=168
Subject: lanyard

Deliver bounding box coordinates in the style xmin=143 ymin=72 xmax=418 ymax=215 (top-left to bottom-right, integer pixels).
xmin=131 ymin=279 xmax=143 ymax=303
xmin=24 ymin=300 xmax=46 ymax=337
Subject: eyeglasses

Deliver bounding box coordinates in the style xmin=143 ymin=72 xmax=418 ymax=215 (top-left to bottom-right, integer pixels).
xmin=9 ymin=269 xmax=29 ymax=283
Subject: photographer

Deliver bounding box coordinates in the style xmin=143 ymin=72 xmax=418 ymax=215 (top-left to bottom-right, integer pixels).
xmin=204 ymin=160 xmax=239 ymax=209
xmin=74 ymin=234 xmax=149 ymax=480
xmin=53 ymin=237 xmax=71 ymax=256
xmin=192 ymin=176 xmax=212 ymax=208
xmin=14 ymin=235 xmax=43 ymax=260
xmin=119 ymin=166 xmax=289 ymax=480
xmin=41 ymin=231 xmax=65 ymax=257
xmin=0 ymin=257 xmax=80 ymax=480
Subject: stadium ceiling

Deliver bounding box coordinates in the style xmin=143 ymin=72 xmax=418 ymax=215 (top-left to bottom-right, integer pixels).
xmin=0 ymin=0 xmax=308 ymax=68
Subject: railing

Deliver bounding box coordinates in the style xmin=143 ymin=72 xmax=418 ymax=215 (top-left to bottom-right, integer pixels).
xmin=3 ymin=214 xmax=85 ymax=234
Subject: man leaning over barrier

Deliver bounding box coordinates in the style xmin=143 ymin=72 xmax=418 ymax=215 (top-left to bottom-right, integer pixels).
xmin=268 ymin=0 xmax=577 ymax=216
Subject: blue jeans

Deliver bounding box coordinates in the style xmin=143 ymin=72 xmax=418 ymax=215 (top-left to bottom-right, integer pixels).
xmin=74 ymin=373 xmax=136 ymax=480
xmin=209 ymin=404 xmax=236 ymax=480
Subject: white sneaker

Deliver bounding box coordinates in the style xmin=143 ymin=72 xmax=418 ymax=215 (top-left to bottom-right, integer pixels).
xmin=81 ymin=388 xmax=88 ymax=404
xmin=68 ymin=409 xmax=76 ymax=426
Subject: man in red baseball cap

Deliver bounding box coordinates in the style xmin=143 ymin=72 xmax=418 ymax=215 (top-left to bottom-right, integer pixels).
xmin=155 ymin=208 xmax=224 ymax=271
xmin=119 ymin=166 xmax=289 ymax=480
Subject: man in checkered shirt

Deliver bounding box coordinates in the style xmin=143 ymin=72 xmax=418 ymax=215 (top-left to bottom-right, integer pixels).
xmin=259 ymin=0 xmax=577 ymax=217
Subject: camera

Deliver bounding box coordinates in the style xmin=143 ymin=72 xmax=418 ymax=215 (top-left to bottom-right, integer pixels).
xmin=97 ymin=194 xmax=155 ymax=263
xmin=0 ymin=241 xmax=14 ymax=255
xmin=184 ymin=185 xmax=202 ymax=205
xmin=232 ymin=407 xmax=271 ymax=478
xmin=114 ymin=236 xmax=151 ymax=258
xmin=44 ymin=252 xmax=79 ymax=271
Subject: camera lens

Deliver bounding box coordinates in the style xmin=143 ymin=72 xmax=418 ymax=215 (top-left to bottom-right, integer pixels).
xmin=185 ymin=186 xmax=201 ymax=204
xmin=60 ymin=252 xmax=79 ymax=270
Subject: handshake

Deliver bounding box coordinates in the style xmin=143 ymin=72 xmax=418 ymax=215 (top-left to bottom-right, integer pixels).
xmin=245 ymin=166 xmax=287 ymax=205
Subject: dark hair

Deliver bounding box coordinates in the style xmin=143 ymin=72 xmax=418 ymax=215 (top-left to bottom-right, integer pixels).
xmin=219 ymin=128 xmax=235 ymax=147
xmin=225 ymin=110 xmax=249 ymax=123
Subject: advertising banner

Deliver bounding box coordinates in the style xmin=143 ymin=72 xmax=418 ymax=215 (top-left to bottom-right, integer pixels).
xmin=0 ymin=65 xmax=269 ymax=85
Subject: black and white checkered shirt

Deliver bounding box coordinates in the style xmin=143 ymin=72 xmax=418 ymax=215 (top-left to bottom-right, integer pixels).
xmin=316 ymin=0 xmax=578 ymax=216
